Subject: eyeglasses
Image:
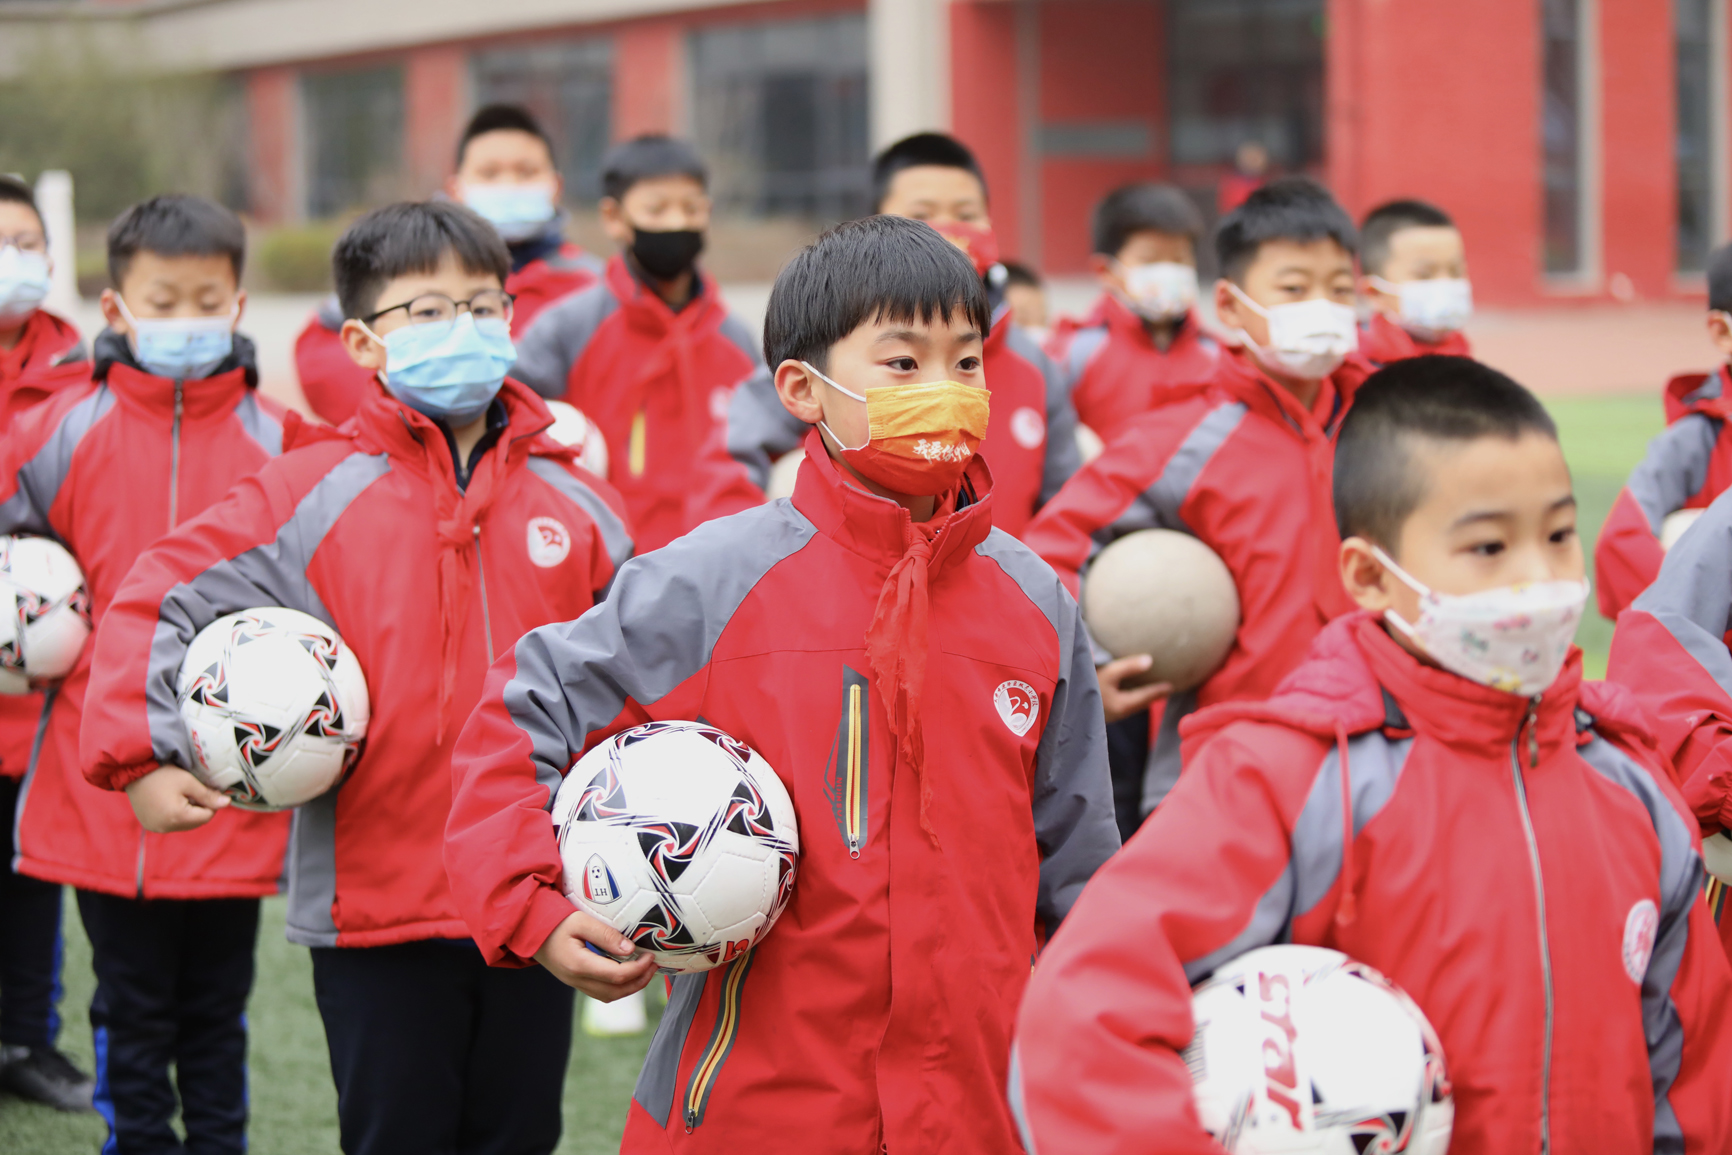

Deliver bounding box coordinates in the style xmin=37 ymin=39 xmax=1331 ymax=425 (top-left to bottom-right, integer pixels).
xmin=363 ymin=289 xmax=514 ymax=328
xmin=0 ymin=234 xmax=47 ymax=255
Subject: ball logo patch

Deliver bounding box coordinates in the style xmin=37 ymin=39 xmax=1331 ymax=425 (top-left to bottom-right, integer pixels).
xmin=994 ymin=680 xmax=1039 ymax=737
xmin=1011 ymin=406 xmax=1046 ymax=450
xmin=527 ymin=517 xmax=571 ymax=568
xmin=583 ymin=854 xmax=619 ymax=904
xmin=1622 ymin=898 xmax=1659 ymax=983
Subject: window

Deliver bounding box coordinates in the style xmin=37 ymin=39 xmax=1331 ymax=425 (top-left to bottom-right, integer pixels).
xmin=302 ymin=66 xmax=404 ymax=218
xmin=1542 ymin=0 xmax=1587 ymax=276
xmin=472 ymin=40 xmax=613 ymax=203
xmin=1676 ymin=0 xmax=1718 ymax=273
xmin=689 ymin=16 xmax=870 ymax=219
xmin=1166 ymin=0 xmax=1325 ymax=168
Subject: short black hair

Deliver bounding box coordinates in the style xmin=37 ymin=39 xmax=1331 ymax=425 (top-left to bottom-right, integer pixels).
xmin=764 ymin=215 xmax=992 ymax=373
xmin=600 ymin=135 xmax=707 ymax=203
xmin=1000 ymin=259 xmax=1041 ymax=289
xmin=871 ymin=132 xmax=987 ymax=213
xmin=107 ymin=195 xmax=246 ymax=289
xmin=332 ymin=201 xmax=511 ymax=320
xmin=1709 ymin=242 xmax=1732 ymax=312
xmin=457 ymin=103 xmax=555 ymax=168
xmin=1214 ymin=177 xmax=1357 ymax=284
xmin=1334 ymin=356 xmax=1559 ymax=552
xmin=1092 ymin=183 xmax=1204 ymax=257
xmin=0 ymin=176 xmax=44 ymax=236
xmin=1359 ymin=199 xmax=1457 ymax=277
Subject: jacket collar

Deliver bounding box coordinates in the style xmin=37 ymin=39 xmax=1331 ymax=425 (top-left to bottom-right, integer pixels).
xmin=0 ymin=308 xmax=83 ymax=379
xmin=1091 ymin=291 xmax=1205 ymax=350
xmin=351 ymin=375 xmax=561 ymax=477
xmin=91 ymin=327 xmax=260 ymax=387
xmin=1361 ymin=312 xmax=1471 ymax=364
xmin=789 ymin=428 xmax=994 ymax=576
xmin=1665 ymin=364 xmax=1732 ymax=423
xmin=508 ymin=213 xmax=570 ymax=273
xmin=92 ymin=330 xmax=256 ymax=420
xmin=1210 ymin=346 xmax=1365 ymax=440
xmin=604 ymin=253 xmax=722 ymax=333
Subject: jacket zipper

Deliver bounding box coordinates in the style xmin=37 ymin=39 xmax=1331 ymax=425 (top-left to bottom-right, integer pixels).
xmin=683 ymin=949 xmax=754 ymax=1131
xmin=168 ymin=380 xmax=183 ymax=530
xmin=472 ymin=524 xmax=495 ymax=664
xmin=844 ymin=683 xmax=863 ymax=857
xmin=1509 ymin=697 xmax=1552 ymax=1154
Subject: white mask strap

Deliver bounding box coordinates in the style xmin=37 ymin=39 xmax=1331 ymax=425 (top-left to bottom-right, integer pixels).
xmin=801 ymin=360 xmax=867 ymax=403
xmin=1224 ymin=280 xmax=1270 ymax=319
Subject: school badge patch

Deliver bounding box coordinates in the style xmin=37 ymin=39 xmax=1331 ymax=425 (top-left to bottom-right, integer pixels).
xmin=994 ymin=680 xmax=1039 ymax=737
xmin=527 ymin=516 xmax=571 ymax=568
xmin=1622 ymin=898 xmax=1658 ymax=983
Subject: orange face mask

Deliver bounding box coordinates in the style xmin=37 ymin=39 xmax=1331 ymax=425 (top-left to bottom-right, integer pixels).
xmin=803 ymin=361 xmax=991 ymax=496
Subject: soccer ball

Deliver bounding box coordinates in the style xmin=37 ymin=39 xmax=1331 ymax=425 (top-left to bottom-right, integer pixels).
xmin=1186 ymin=945 xmax=1453 ymax=1154
xmin=177 ymin=608 xmax=370 ymax=810
xmin=543 ymin=400 xmax=610 ymax=478
xmin=0 ymin=535 xmax=91 ymax=692
xmin=552 ymin=720 xmax=799 ymax=974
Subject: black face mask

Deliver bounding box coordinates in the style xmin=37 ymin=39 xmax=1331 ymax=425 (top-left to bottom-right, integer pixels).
xmin=630 ymin=228 xmax=705 ymax=281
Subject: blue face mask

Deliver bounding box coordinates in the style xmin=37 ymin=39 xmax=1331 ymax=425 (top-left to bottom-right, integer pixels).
xmin=364 ymin=312 xmax=516 ymax=426
xmin=116 ymin=299 xmax=237 ymax=381
xmin=460 ymin=183 xmax=558 ymax=243
xmin=0 ymin=247 xmax=51 ymax=324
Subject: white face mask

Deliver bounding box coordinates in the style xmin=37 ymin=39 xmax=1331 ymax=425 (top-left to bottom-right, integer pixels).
xmin=1372 ymin=276 xmax=1473 ymax=341
xmin=1372 ymin=546 xmax=1588 ymax=698
xmin=1227 ymin=283 xmax=1357 ymax=380
xmin=116 ymin=299 xmax=238 ymax=381
xmin=0 ymin=247 xmax=51 ymax=325
xmin=461 ymin=182 xmax=558 ymax=242
xmin=1119 ymin=261 xmax=1197 ymax=322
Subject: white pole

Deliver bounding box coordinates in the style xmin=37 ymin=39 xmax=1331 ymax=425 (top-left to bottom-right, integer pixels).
xmin=869 ymin=0 xmax=952 ymax=150
xmin=34 ymin=170 xmax=80 ymax=316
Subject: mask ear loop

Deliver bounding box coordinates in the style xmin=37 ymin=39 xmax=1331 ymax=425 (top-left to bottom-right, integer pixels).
xmin=1367 ymin=544 xmax=1434 ymax=643
xmin=801 ymin=360 xmax=871 ymax=453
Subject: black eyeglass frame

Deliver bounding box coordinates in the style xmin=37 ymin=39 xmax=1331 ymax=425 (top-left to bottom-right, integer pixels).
xmin=361 ymin=290 xmax=517 ymax=326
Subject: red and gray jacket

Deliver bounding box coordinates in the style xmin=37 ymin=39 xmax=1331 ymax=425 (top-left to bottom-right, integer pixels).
xmin=504 ymin=228 xmax=606 ymax=334
xmin=81 ymin=377 xmax=631 ymax=947
xmin=1047 ymin=293 xmax=1218 ymax=445
xmin=1596 ymin=367 xmax=1732 ymax=619
xmin=1358 ymin=311 xmax=1472 ymax=365
xmin=1023 ymin=347 xmax=1368 ymax=815
xmin=512 ymin=254 xmax=764 ymax=551
xmin=727 ymin=304 xmax=1083 ymax=539
xmin=1012 ymin=613 xmax=1732 ymax=1155
xmin=446 ymin=434 xmax=1117 ymax=1154
xmin=4 ymin=330 xmax=291 ymax=897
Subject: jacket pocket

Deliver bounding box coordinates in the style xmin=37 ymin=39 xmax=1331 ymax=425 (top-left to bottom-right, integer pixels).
xmin=682 ymin=948 xmax=755 ymax=1131
xmin=822 ymin=665 xmax=870 ymax=858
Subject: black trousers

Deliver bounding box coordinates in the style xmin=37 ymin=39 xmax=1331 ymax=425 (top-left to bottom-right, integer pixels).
xmin=0 ymin=773 xmax=65 ymax=1049
xmin=311 ymin=938 xmax=574 ymax=1155
xmin=77 ymin=890 xmax=260 ymax=1155
xmin=1106 ymin=708 xmax=1152 ymax=844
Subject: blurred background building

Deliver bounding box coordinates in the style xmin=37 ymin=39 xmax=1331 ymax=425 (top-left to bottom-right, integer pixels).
xmin=0 ymin=0 xmax=1724 ymax=305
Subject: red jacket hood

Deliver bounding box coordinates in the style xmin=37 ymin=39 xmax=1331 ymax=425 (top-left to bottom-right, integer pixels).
xmin=1181 ymin=611 xmax=1659 ymax=766
xmin=1663 ymin=364 xmax=1732 ymax=423
xmin=1360 ymin=312 xmax=1473 ymax=364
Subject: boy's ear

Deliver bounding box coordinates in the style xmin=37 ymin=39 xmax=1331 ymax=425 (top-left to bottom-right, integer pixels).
xmin=1339 ymin=536 xmax=1399 ymax=614
xmin=99 ymin=288 xmax=129 ymax=338
xmin=340 ymin=319 xmax=386 ymax=372
xmin=1213 ymin=278 xmax=1249 ymax=333
xmin=1708 ymin=310 xmax=1732 ymax=360
xmin=1360 ymin=274 xmax=1399 ymax=317
xmin=599 ymin=197 xmax=632 ymax=245
xmin=773 ymin=359 xmax=826 ymax=425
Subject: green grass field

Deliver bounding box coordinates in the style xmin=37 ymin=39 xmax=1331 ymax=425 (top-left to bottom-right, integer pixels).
xmin=0 ymin=391 xmax=1670 ymax=1152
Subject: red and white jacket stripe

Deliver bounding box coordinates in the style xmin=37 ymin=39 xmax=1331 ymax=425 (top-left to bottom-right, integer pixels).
xmin=81 ymin=378 xmax=631 ymax=946
xmin=1013 ymin=613 xmax=1732 ymax=1155
xmin=446 ymin=436 xmax=1118 ymax=1153
xmin=3 ymin=330 xmax=290 ymax=897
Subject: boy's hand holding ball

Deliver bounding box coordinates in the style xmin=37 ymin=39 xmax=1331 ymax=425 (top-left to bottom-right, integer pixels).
xmin=124 ymin=765 xmax=230 ymax=832
xmin=535 ymin=910 xmax=658 ymax=1001
xmin=1096 ymin=654 xmax=1173 ymax=724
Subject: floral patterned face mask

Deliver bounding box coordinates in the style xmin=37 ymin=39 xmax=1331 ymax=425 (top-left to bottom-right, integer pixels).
xmin=1371 ymin=546 xmax=1589 ymax=698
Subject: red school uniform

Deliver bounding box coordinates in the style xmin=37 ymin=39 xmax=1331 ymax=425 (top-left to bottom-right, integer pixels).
xmin=81 ymin=378 xmax=631 ymax=948
xmin=1047 ymin=291 xmax=1220 ymax=444
xmin=1357 ymin=311 xmax=1473 ymax=365
xmin=1013 ymin=612 xmax=1732 ymax=1155
xmin=445 ymin=433 xmax=1118 ymax=1153
xmin=4 ymin=331 xmax=290 ymax=897
xmin=1023 ymin=346 xmax=1369 ymax=815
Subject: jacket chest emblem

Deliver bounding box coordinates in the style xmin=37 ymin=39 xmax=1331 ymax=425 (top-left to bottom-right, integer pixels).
xmin=1622 ymin=898 xmax=1658 ymax=983
xmin=1010 ymin=406 xmax=1046 ymax=450
xmin=994 ymin=680 xmax=1039 ymax=737
xmin=527 ymin=517 xmax=571 ymax=567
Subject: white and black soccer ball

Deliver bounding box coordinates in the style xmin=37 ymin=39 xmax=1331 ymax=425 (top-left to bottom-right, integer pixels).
xmin=0 ymin=535 xmax=91 ymax=693
xmin=1186 ymin=945 xmax=1453 ymax=1155
xmin=553 ymin=720 xmax=799 ymax=974
xmin=177 ymin=607 xmax=370 ymax=811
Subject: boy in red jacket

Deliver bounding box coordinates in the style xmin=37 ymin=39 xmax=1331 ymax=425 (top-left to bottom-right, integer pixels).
xmin=2 ymin=194 xmax=287 ymax=1152
xmin=83 ymin=200 xmax=632 ymax=1155
xmin=1357 ymin=199 xmax=1474 ymax=364
xmin=511 ymin=135 xmax=761 ymax=551
xmin=0 ymin=173 xmax=94 ymax=1112
xmin=1013 ymin=356 xmax=1732 ymax=1154
xmin=295 ymin=104 xmax=604 ymax=425
xmin=1026 ymin=177 xmax=1369 ymax=821
xmin=728 ymin=132 xmax=1082 ymax=539
xmin=446 ymin=214 xmax=1119 ymax=1154
xmin=1049 ymin=183 xmax=1219 ymax=445
xmin=1595 ymin=241 xmax=1732 ymax=619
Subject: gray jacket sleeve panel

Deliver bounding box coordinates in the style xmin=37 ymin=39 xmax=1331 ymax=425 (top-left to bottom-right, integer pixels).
xmin=511 ymin=283 xmax=620 ymax=399
xmin=974 ymin=529 xmax=1120 ymax=929
xmin=1627 ymin=414 xmax=1721 ymax=534
xmin=233 ymin=392 xmax=284 ymax=458
xmin=1631 ymin=487 xmax=1732 ymax=693
xmin=0 ymin=387 xmax=115 ymax=540
xmin=499 ymin=502 xmax=821 ymax=808
xmin=725 ymin=364 xmax=807 ymax=491
xmin=1006 ymin=323 xmax=1083 ymax=508
xmin=716 ymin=312 xmax=767 ymax=373
xmin=523 ymin=456 xmax=635 ymax=576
